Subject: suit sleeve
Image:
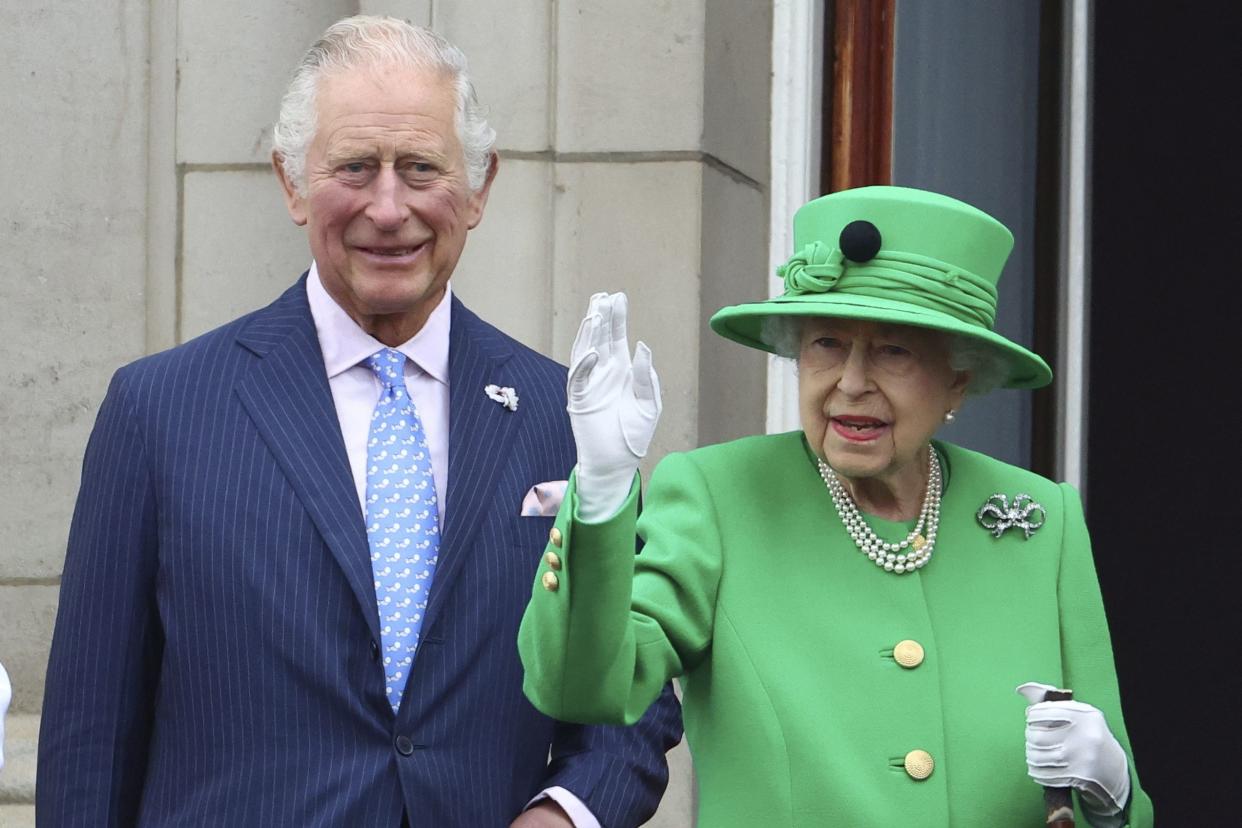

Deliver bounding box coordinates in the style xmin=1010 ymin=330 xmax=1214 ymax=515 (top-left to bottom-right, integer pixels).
xmin=1057 ymin=483 xmax=1154 ymax=827
xmin=37 ymin=369 xmax=163 ymax=826
xmin=520 ymin=452 xmax=720 ymax=725
xmin=537 ymin=683 xmax=683 ymax=827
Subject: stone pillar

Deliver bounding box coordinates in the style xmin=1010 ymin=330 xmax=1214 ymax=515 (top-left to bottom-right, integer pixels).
xmin=0 ymin=2 xmax=151 ymax=820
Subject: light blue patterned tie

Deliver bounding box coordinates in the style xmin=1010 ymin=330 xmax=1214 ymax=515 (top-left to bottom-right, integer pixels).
xmin=364 ymin=348 xmax=440 ymax=712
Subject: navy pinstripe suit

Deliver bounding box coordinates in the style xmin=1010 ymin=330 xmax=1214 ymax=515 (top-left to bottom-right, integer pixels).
xmin=38 ymin=277 xmax=682 ymax=827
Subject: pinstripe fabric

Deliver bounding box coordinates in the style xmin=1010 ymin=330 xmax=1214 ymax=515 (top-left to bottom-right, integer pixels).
xmin=38 ymin=276 xmax=682 ymax=827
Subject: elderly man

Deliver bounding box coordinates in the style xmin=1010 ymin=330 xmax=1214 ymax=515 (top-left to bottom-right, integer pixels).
xmin=37 ymin=16 xmax=680 ymax=827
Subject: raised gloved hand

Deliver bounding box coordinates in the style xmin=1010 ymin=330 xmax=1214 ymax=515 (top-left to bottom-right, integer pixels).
xmin=1017 ymin=682 xmax=1131 ymax=822
xmin=567 ymin=292 xmax=662 ymax=522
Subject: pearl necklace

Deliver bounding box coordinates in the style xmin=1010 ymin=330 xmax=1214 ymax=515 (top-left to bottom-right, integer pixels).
xmin=816 ymin=448 xmax=942 ymax=574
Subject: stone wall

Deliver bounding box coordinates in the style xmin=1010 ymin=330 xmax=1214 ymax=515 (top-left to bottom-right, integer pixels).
xmin=0 ymin=1 xmax=772 ymax=822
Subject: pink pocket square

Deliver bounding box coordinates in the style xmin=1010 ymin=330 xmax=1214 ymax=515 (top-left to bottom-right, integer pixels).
xmin=520 ymin=480 xmax=568 ymax=517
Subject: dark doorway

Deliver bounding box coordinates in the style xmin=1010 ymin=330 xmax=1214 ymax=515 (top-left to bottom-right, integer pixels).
xmin=1090 ymin=3 xmax=1241 ymax=822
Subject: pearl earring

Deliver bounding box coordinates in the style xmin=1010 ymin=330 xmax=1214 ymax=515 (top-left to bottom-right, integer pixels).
xmin=943 ymin=409 xmax=956 ymax=424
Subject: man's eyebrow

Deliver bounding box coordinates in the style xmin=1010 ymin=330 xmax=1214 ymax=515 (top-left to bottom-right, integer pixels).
xmin=324 ymin=145 xmax=376 ymax=163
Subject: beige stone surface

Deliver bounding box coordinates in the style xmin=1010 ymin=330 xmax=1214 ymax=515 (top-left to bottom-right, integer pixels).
xmin=0 ymin=588 xmax=58 ymax=715
xmin=554 ymin=1 xmax=705 ymax=152
xmin=180 ymin=169 xmax=311 ymax=341
xmin=551 ymin=161 xmax=704 ymax=463
xmin=358 ymin=0 xmax=432 ymax=24
xmin=435 ymin=0 xmax=553 ymax=152
xmin=453 ymin=159 xmax=554 ymax=354
xmin=0 ymin=714 xmax=38 ymax=806
xmin=0 ymin=805 xmax=35 ymax=826
xmin=703 ymin=1 xmax=772 ymax=184
xmin=0 ymin=1 xmax=150 ymax=580
xmin=177 ymin=0 xmax=356 ymax=165
xmin=697 ymin=167 xmax=769 ymax=446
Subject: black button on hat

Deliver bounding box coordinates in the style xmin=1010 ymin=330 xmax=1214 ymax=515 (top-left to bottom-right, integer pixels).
xmin=839 ymin=220 xmax=882 ymax=262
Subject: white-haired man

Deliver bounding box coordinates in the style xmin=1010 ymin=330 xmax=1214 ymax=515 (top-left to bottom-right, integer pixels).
xmin=38 ymin=16 xmax=681 ymax=827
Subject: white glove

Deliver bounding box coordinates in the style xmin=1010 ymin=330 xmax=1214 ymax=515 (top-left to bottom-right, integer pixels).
xmin=0 ymin=660 xmax=10 ymax=770
xmin=567 ymin=292 xmax=662 ymax=522
xmin=1017 ymin=682 xmax=1130 ymax=821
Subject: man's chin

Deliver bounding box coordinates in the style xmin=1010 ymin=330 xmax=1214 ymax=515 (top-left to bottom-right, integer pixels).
xmin=349 ymin=273 xmax=445 ymax=311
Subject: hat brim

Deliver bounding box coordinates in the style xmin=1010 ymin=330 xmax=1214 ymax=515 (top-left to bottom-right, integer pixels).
xmin=710 ymin=293 xmax=1052 ymax=390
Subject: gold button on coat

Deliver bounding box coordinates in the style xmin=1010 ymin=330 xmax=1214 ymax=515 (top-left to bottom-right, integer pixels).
xmin=893 ymin=639 xmax=925 ymax=669
xmin=541 ymin=571 xmax=560 ymax=592
xmin=549 ymin=527 xmax=563 ymax=547
xmin=544 ymin=551 xmax=562 ymax=571
xmin=904 ymin=749 xmax=934 ymax=780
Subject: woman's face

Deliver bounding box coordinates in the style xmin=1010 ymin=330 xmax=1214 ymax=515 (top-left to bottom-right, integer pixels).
xmin=798 ymin=317 xmax=969 ymax=490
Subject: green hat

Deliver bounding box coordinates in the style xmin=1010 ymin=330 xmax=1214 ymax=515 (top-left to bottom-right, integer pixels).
xmin=709 ymin=186 xmax=1052 ymax=389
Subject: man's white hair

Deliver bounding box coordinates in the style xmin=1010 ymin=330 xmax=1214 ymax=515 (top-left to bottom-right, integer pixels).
xmin=272 ymin=15 xmax=496 ymax=194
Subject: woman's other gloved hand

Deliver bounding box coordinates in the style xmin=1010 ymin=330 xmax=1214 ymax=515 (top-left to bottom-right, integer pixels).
xmin=1017 ymin=681 xmax=1131 ymax=825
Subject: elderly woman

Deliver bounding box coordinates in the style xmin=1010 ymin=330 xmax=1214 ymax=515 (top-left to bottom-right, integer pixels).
xmin=518 ymin=187 xmax=1152 ymax=826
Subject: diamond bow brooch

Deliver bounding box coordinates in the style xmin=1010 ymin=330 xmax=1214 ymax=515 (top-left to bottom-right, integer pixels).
xmin=976 ymin=493 xmax=1045 ymax=540
xmin=484 ymin=384 xmax=519 ymax=412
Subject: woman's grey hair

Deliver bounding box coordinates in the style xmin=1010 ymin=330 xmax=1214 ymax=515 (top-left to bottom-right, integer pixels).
xmin=760 ymin=315 xmax=1009 ymax=395
xmin=272 ymin=15 xmax=497 ymax=195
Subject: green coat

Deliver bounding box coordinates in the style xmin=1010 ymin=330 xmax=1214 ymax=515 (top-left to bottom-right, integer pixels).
xmin=519 ymin=433 xmax=1153 ymax=826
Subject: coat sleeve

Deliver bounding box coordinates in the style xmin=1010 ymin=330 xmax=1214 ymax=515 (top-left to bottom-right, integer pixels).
xmin=1057 ymin=482 xmax=1154 ymax=827
xmin=538 ymin=683 xmax=683 ymax=828
xmin=37 ymin=369 xmax=163 ymax=826
xmin=520 ymin=452 xmax=721 ymax=726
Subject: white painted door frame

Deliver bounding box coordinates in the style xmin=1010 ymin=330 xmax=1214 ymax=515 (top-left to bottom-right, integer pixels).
xmin=766 ymin=0 xmax=824 ymax=434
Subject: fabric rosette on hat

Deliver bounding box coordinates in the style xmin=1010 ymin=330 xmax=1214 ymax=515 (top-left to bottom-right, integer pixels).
xmin=710 ymin=185 xmax=1052 ymax=389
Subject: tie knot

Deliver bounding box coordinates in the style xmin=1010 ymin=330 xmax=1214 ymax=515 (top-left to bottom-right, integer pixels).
xmin=366 ymin=349 xmax=407 ymax=389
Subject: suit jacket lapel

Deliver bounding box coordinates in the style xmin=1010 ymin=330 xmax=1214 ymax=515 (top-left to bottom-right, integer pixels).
xmin=233 ymin=276 xmax=380 ymax=642
xmin=422 ymin=298 xmax=517 ymax=635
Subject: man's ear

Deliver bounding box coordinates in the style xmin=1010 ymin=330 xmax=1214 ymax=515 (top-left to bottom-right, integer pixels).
xmin=465 ymin=152 xmax=500 ymax=230
xmin=272 ymin=151 xmax=308 ymax=227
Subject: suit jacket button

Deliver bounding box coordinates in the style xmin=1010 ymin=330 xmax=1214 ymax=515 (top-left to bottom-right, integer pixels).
xmin=369 ymin=640 xmax=380 ymax=662
xmin=544 ymin=551 xmax=562 ymax=571
xmin=395 ymin=735 xmax=415 ymax=756
xmin=549 ymin=527 xmax=564 ymax=548
xmin=541 ymin=571 xmax=560 ymax=592
xmin=893 ymin=639 xmax=925 ymax=668
xmin=904 ymin=749 xmax=934 ymax=780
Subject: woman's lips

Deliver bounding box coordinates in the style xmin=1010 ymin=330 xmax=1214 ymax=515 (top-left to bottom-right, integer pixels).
xmin=830 ymin=415 xmax=889 ymax=443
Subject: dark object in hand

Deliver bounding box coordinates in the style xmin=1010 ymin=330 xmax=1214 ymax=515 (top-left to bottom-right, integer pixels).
xmin=1043 ymin=688 xmax=1075 ymax=827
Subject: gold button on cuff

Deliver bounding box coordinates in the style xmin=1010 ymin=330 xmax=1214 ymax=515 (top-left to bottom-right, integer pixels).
xmin=893 ymin=639 xmax=925 ymax=669
xmin=549 ymin=527 xmax=563 ymax=548
xmin=541 ymin=571 xmax=560 ymax=592
xmin=544 ymin=551 xmax=562 ymax=571
xmin=904 ymin=749 xmax=934 ymax=780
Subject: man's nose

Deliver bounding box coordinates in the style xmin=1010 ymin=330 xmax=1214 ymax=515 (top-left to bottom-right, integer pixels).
xmin=365 ymin=167 xmax=410 ymax=230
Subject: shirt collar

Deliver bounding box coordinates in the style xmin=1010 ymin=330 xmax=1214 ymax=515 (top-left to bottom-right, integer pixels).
xmin=306 ymin=261 xmax=451 ymax=385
